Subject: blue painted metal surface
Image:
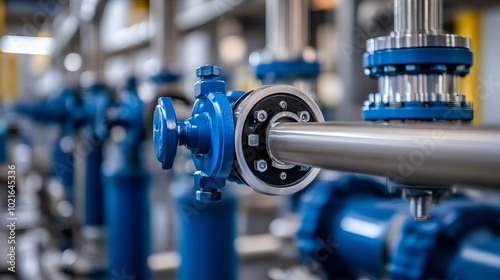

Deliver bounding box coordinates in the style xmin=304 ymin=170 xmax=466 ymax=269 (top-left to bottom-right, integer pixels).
xmin=52 ymin=135 xmax=76 ymax=204
xmin=297 ymin=174 xmax=402 ymax=278
xmin=14 ymin=88 xmax=81 ymax=202
xmin=297 ymin=174 xmax=500 ymax=279
xmin=255 ymin=59 xmax=320 ymax=82
xmin=151 ymin=69 xmax=181 ymax=84
xmin=154 ymin=64 xmax=234 ymax=201
xmin=13 ymin=87 xmax=111 ymax=222
xmin=172 ymin=177 xmax=238 ymax=280
xmin=363 ymin=101 xmax=473 ymax=121
xmin=364 ymin=47 xmax=473 ymax=77
xmin=103 ymin=77 xmax=151 ymax=279
xmin=389 ymin=200 xmax=500 ymax=280
xmin=447 ymin=230 xmax=500 ymax=280
xmin=0 ymin=119 xmax=6 ymax=163
xmin=362 ymin=46 xmax=474 ymax=121
xmin=82 ymin=83 xmax=110 ymax=227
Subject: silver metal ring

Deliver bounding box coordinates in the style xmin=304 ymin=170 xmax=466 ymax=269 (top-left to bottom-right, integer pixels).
xmin=233 ymin=85 xmax=324 ymax=195
xmin=366 ymin=34 xmax=470 ymax=53
xmin=266 ymin=111 xmax=300 ymax=167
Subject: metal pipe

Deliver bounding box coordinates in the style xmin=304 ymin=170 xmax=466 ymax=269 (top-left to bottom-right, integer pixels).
xmin=266 ymin=0 xmax=308 ymax=60
xmin=394 ymin=0 xmax=443 ymax=36
xmin=150 ymin=0 xmax=177 ymax=69
xmin=268 ymin=122 xmax=500 ymax=189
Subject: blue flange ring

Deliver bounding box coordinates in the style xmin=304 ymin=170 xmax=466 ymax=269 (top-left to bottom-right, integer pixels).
xmin=256 ymin=59 xmax=321 ymax=81
xmin=364 ymin=47 xmax=473 ymax=69
xmin=191 ymin=92 xmax=235 ymax=178
xmin=363 ymin=106 xmax=474 ymax=121
xmin=153 ymin=97 xmax=178 ymax=169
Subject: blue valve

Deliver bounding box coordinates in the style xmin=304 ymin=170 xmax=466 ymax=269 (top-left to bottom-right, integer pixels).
xmin=153 ymin=65 xmax=235 ymax=201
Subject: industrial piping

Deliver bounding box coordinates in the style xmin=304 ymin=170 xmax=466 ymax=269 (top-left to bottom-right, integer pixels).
xmin=267 ymin=122 xmax=500 ymax=189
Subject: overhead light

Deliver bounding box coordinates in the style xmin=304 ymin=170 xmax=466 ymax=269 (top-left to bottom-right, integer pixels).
xmin=0 ymin=35 xmax=55 ymax=55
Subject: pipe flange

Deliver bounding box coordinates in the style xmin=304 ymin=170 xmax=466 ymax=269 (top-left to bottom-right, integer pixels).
xmin=233 ymin=85 xmax=324 ymax=195
xmin=364 ymin=47 xmax=473 ymax=78
xmin=366 ymin=34 xmax=470 ymax=53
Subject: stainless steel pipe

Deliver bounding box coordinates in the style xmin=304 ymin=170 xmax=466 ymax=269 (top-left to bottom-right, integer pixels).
xmin=266 ymin=0 xmax=308 ymax=60
xmin=268 ymin=122 xmax=500 ymax=189
xmin=394 ymin=0 xmax=443 ymax=36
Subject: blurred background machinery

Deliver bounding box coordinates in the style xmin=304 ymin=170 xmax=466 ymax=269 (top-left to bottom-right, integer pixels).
xmin=1 ymin=0 xmax=500 ymax=280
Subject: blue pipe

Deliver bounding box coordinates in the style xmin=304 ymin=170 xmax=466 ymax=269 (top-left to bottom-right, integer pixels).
xmin=14 ymin=88 xmax=80 ymax=205
xmin=103 ymin=161 xmax=151 ymax=279
xmin=82 ymin=83 xmax=110 ymax=227
xmin=297 ymin=174 xmax=500 ymax=279
xmin=84 ymin=141 xmax=105 ymax=226
xmin=447 ymin=230 xmax=500 ymax=279
xmin=52 ymin=135 xmax=75 ymax=204
xmin=103 ymin=77 xmax=151 ymax=279
xmin=172 ymin=179 xmax=238 ymax=280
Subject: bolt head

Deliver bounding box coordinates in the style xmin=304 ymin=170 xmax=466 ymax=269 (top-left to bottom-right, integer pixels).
xmin=280 ymin=172 xmax=287 ymax=180
xmin=196 ymin=189 xmax=222 ymax=202
xmin=279 ymin=101 xmax=287 ymax=109
xmin=254 ymin=160 xmax=268 ymax=172
xmin=196 ymin=64 xmax=222 ymax=78
xmin=194 ymin=172 xmax=226 ymax=190
xmin=254 ymin=110 xmax=268 ymax=122
xmin=299 ymin=111 xmax=310 ymax=122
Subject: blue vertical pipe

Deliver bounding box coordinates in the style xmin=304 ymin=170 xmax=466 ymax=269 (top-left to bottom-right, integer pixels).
xmin=173 ymin=181 xmax=238 ymax=280
xmin=103 ymin=77 xmax=151 ymax=279
xmin=84 ymin=141 xmax=105 ymax=226
xmin=52 ymin=135 xmax=75 ymax=204
xmin=82 ymin=83 xmax=110 ymax=227
xmin=103 ymin=160 xmax=151 ymax=279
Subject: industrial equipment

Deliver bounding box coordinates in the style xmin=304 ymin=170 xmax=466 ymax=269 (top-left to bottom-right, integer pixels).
xmin=362 ymin=0 xmax=476 ymax=220
xmin=296 ymin=174 xmax=500 ymax=279
xmin=153 ymin=66 xmax=500 ymax=202
xmin=103 ymin=77 xmax=151 ymax=280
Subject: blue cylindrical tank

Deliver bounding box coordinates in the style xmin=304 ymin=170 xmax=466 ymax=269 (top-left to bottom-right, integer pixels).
xmin=172 ymin=177 xmax=238 ymax=280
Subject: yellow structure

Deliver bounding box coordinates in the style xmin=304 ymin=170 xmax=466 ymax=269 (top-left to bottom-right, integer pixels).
xmin=455 ymin=10 xmax=482 ymax=124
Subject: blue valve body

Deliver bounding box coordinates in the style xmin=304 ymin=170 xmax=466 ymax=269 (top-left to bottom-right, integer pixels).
xmin=153 ymin=65 xmax=236 ymax=201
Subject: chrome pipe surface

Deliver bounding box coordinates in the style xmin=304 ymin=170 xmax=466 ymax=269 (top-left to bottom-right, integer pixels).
xmin=266 ymin=0 xmax=308 ymax=60
xmin=268 ymin=122 xmax=500 ymax=189
xmin=394 ymin=0 xmax=443 ymax=36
